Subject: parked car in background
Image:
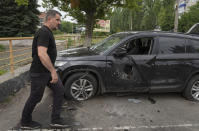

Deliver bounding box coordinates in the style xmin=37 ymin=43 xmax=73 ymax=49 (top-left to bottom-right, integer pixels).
xmin=55 ymin=23 xmax=199 ymax=101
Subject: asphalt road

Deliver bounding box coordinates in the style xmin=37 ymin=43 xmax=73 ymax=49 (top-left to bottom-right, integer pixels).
xmin=1 ymin=85 xmax=199 ymax=131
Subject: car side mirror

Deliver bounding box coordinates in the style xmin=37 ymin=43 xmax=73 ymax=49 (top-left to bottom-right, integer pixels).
xmin=113 ymin=47 xmax=127 ymax=57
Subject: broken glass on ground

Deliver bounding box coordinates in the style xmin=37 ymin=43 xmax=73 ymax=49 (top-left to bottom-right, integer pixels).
xmin=128 ymin=98 xmax=142 ymax=104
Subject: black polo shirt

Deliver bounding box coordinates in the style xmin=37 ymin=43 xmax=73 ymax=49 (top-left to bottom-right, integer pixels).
xmin=30 ymin=25 xmax=57 ymax=73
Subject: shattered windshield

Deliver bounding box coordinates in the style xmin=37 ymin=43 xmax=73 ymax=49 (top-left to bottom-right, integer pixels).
xmin=90 ymin=34 xmax=131 ymax=54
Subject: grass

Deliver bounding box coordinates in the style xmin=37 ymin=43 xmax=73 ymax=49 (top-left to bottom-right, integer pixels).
xmin=0 ymin=44 xmax=5 ymax=52
xmin=0 ymin=70 xmax=7 ymax=75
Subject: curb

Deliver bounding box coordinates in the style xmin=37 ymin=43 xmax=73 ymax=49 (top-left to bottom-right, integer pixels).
xmin=0 ymin=64 xmax=30 ymax=102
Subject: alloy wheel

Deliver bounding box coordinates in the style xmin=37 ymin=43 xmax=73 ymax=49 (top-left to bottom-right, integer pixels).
xmin=70 ymin=78 xmax=94 ymax=101
xmin=191 ymin=80 xmax=199 ymax=100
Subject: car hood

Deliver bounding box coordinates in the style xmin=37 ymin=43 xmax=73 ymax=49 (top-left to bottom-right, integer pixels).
xmin=57 ymin=47 xmax=100 ymax=61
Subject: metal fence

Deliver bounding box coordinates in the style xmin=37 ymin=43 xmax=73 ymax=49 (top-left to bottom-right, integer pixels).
xmin=0 ymin=35 xmax=106 ymax=75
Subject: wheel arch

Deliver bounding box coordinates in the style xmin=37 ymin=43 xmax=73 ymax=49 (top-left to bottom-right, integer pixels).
xmin=61 ymin=65 xmax=106 ymax=95
xmin=184 ymin=71 xmax=199 ymax=91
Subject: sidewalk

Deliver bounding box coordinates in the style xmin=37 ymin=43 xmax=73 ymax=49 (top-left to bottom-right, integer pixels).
xmin=0 ymin=83 xmax=51 ymax=131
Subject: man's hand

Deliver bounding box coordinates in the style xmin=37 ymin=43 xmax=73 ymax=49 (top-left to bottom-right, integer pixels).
xmin=50 ymin=69 xmax=58 ymax=84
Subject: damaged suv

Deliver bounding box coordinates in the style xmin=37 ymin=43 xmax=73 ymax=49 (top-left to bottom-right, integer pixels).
xmin=56 ymin=23 xmax=199 ymax=101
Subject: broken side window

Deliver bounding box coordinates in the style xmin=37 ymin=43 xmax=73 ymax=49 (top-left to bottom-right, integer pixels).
xmin=125 ymin=37 xmax=154 ymax=55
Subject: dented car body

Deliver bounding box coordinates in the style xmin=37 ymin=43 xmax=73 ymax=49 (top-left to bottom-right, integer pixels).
xmin=56 ymin=24 xmax=199 ymax=101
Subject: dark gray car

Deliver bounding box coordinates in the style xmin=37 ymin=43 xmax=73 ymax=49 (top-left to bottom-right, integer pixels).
xmin=56 ymin=23 xmax=199 ymax=101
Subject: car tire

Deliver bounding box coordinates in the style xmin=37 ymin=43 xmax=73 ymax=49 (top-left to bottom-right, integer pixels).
xmin=183 ymin=75 xmax=199 ymax=101
xmin=64 ymin=72 xmax=97 ymax=101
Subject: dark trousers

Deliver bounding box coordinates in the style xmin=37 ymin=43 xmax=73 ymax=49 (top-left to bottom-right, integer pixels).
xmin=21 ymin=73 xmax=64 ymax=123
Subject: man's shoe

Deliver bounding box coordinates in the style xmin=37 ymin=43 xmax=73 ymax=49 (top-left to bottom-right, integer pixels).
xmin=21 ymin=121 xmax=41 ymax=130
xmin=50 ymin=118 xmax=70 ymax=128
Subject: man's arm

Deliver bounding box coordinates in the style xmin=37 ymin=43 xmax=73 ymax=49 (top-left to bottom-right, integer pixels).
xmin=38 ymin=46 xmax=58 ymax=83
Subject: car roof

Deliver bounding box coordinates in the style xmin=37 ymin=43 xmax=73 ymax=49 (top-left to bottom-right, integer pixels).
xmin=114 ymin=31 xmax=199 ymax=40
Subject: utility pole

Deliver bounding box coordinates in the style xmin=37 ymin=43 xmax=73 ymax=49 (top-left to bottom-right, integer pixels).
xmin=174 ymin=0 xmax=180 ymax=32
xmin=72 ymin=23 xmax=73 ymax=34
xmin=130 ymin=11 xmax=133 ymax=30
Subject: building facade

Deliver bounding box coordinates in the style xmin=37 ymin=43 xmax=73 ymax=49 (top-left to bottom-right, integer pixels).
xmin=179 ymin=0 xmax=199 ymax=16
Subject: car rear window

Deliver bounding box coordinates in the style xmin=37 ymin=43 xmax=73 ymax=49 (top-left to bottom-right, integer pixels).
xmin=186 ymin=39 xmax=199 ymax=53
xmin=158 ymin=37 xmax=186 ymax=54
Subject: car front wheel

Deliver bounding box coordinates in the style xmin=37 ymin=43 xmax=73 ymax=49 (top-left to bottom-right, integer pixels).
xmin=64 ymin=72 xmax=97 ymax=101
xmin=184 ymin=75 xmax=199 ymax=101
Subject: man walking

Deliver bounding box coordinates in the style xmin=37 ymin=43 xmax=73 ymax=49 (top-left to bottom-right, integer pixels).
xmin=21 ymin=10 xmax=68 ymax=129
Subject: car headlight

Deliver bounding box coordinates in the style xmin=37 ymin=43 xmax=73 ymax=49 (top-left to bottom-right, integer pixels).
xmin=55 ymin=61 xmax=68 ymax=67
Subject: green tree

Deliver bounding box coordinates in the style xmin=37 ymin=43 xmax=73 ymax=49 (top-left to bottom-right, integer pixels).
xmin=98 ymin=0 xmax=176 ymax=32
xmin=60 ymin=21 xmax=73 ymax=33
xmin=17 ymin=0 xmax=141 ymax=46
xmin=140 ymin=0 xmax=161 ymax=30
xmin=110 ymin=0 xmax=161 ymax=32
xmin=0 ymin=0 xmax=39 ymax=37
xmin=158 ymin=0 xmax=175 ymax=31
xmin=14 ymin=0 xmax=28 ymax=5
xmin=48 ymin=0 xmax=123 ymax=46
xmin=41 ymin=0 xmax=141 ymax=46
xmin=110 ymin=8 xmax=129 ymax=33
xmin=110 ymin=7 xmax=142 ymax=33
xmin=178 ymin=1 xmax=199 ymax=32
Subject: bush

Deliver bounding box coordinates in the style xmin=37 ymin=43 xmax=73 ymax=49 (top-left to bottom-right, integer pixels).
xmin=67 ymin=38 xmax=73 ymax=47
xmin=53 ymin=30 xmax=64 ymax=35
xmin=0 ymin=70 xmax=7 ymax=75
xmin=0 ymin=45 xmax=5 ymax=52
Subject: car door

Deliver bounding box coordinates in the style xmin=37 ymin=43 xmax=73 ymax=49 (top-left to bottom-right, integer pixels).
xmin=184 ymin=38 xmax=199 ymax=77
xmin=105 ymin=37 xmax=156 ymax=92
xmin=150 ymin=36 xmax=187 ymax=91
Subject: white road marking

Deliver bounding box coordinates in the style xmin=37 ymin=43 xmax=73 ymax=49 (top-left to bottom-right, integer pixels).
xmin=77 ymin=123 xmax=199 ymax=130
xmin=8 ymin=123 xmax=199 ymax=131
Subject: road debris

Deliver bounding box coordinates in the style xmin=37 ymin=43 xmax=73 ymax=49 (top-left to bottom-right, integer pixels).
xmin=148 ymin=97 xmax=156 ymax=104
xmin=128 ymin=98 xmax=142 ymax=104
